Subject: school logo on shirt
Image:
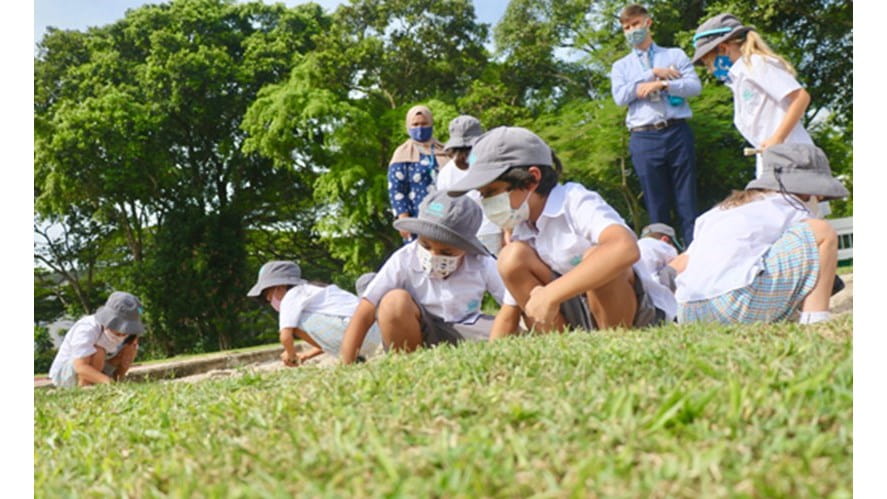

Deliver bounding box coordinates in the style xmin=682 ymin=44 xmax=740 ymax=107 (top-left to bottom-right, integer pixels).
xmin=570 ymin=255 xmax=582 ymax=267
xmin=467 ymin=299 xmax=480 ymax=312
xmin=741 ymin=88 xmax=755 ymax=102
xmin=468 ymin=152 xmax=477 ymax=166
xmin=427 ymin=201 xmax=446 ymax=217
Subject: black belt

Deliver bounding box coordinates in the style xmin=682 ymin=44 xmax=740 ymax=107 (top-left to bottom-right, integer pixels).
xmin=630 ymin=118 xmax=685 ymax=133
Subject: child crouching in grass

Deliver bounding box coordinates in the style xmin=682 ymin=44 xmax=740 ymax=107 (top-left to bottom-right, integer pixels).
xmin=339 ymin=190 xmax=517 ymax=364
xmin=638 ymin=223 xmax=680 ymax=292
xmin=48 ymin=292 xmax=144 ymax=388
xmin=672 ymin=143 xmax=847 ymax=324
xmin=248 ymin=261 xmax=383 ymax=366
xmin=444 ymin=126 xmax=676 ymax=337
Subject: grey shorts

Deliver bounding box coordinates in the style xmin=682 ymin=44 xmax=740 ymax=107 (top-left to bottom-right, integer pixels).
xmin=417 ymin=304 xmax=495 ymax=348
xmin=558 ymin=269 xmax=665 ymax=330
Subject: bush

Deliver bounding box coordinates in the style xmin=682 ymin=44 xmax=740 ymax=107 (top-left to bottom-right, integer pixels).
xmin=34 ymin=325 xmax=57 ymax=374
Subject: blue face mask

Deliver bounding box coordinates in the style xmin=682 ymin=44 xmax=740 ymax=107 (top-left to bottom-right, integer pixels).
xmin=409 ymin=126 xmax=433 ymax=142
xmin=712 ymin=55 xmax=733 ymax=82
xmin=625 ymin=26 xmax=648 ymax=47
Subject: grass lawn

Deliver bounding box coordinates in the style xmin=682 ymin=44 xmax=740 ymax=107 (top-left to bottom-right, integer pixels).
xmin=35 ymin=316 xmax=852 ymax=497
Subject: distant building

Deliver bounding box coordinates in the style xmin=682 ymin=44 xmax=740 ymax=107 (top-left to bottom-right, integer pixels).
xmin=828 ymin=217 xmax=853 ymax=263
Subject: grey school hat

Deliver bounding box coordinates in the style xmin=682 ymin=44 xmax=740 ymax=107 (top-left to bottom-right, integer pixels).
xmin=95 ymin=291 xmax=145 ymax=336
xmin=247 ymin=260 xmax=305 ymax=297
xmin=641 ymin=223 xmax=676 ymax=239
xmin=355 ymin=272 xmax=377 ymax=296
xmin=446 ymin=126 xmax=553 ymax=196
xmin=444 ymin=115 xmax=484 ymax=151
xmin=393 ymin=190 xmax=489 ymax=255
xmin=690 ymin=13 xmax=752 ymax=65
xmin=745 ymin=144 xmax=849 ymax=200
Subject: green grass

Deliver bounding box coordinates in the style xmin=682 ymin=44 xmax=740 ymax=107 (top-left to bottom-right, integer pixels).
xmin=35 ymin=317 xmax=852 ymax=497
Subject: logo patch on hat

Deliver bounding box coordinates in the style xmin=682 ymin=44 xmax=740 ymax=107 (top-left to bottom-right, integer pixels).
xmin=426 ymin=201 xmax=446 ymax=217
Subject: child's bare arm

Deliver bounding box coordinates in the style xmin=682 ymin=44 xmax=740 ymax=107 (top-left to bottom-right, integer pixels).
xmin=668 ymin=252 xmax=689 ymax=273
xmin=279 ymin=327 xmax=300 ymax=366
xmin=72 ymin=356 xmax=113 ymax=385
xmin=340 ymin=299 xmax=377 ymax=365
xmin=489 ymin=304 xmax=522 ymax=340
xmin=761 ymin=88 xmax=810 ymax=148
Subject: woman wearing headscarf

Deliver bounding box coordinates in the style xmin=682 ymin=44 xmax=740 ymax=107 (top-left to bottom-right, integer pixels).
xmin=388 ymin=105 xmax=450 ymax=241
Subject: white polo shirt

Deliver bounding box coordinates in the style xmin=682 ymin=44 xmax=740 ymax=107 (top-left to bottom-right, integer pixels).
xmin=637 ymin=237 xmax=678 ymax=278
xmin=278 ymin=284 xmax=361 ymax=330
xmin=48 ymin=315 xmax=104 ymax=379
xmin=503 ymin=182 xmax=677 ymax=320
xmin=675 ymin=193 xmax=809 ymax=303
xmin=361 ymin=241 xmax=505 ymax=323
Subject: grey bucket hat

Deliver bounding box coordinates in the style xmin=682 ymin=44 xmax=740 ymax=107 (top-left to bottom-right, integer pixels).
xmin=690 ymin=13 xmax=752 ymax=65
xmin=443 ymin=115 xmax=484 ymax=151
xmin=641 ymin=223 xmax=676 ymax=239
xmin=393 ymin=190 xmax=489 ymax=255
xmin=95 ymin=291 xmax=145 ymax=336
xmin=247 ymin=260 xmax=305 ymax=298
xmin=355 ymin=272 xmax=377 ymax=296
xmin=445 ymin=126 xmax=553 ymax=196
xmin=746 ymin=144 xmax=849 ymax=200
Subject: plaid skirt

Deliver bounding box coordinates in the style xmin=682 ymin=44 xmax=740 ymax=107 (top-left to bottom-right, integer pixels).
xmin=678 ymin=223 xmax=820 ymax=324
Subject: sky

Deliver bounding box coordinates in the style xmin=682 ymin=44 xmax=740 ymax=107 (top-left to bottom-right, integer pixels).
xmin=34 ymin=0 xmax=510 ymax=44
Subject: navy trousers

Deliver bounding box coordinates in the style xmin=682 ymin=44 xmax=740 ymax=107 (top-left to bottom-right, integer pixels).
xmin=628 ymin=121 xmax=698 ymax=245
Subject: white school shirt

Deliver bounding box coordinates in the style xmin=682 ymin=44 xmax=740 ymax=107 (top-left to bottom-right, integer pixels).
xmin=503 ymin=182 xmax=677 ymax=320
xmin=637 ymin=237 xmax=678 ymax=278
xmin=436 ymin=160 xmax=501 ymax=238
xmin=361 ymin=241 xmax=506 ymax=324
xmin=726 ymin=55 xmax=813 ymax=176
xmin=48 ymin=315 xmax=107 ymax=379
xmin=675 ymin=194 xmax=809 ymax=302
xmin=278 ymin=283 xmax=361 ymax=330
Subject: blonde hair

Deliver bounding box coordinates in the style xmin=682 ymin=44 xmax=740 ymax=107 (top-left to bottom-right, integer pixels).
xmin=727 ymin=30 xmax=797 ymax=76
xmin=717 ymin=188 xmax=774 ymax=209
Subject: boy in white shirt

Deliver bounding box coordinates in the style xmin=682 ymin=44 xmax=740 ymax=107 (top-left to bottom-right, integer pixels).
xmin=435 ymin=115 xmax=504 ymax=255
xmin=638 ymin=223 xmax=680 ymax=292
xmin=48 ymin=292 xmax=145 ymax=388
xmin=445 ymin=126 xmax=675 ymax=336
xmin=248 ymin=261 xmax=383 ymax=366
xmin=672 ymin=144 xmax=847 ymax=324
xmin=339 ymin=190 xmax=515 ymax=363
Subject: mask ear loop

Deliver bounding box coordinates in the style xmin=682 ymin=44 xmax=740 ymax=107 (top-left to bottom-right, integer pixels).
xmin=773 ymin=166 xmax=808 ymax=212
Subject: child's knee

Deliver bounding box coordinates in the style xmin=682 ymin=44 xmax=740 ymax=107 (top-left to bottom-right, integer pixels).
xmin=805 ymin=219 xmax=837 ymax=247
xmin=497 ymin=241 xmax=537 ymax=278
xmin=377 ymin=289 xmax=418 ymax=320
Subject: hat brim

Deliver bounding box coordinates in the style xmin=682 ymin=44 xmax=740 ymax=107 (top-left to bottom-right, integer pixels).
xmin=393 ymin=218 xmax=489 ymax=256
xmin=445 ymin=164 xmax=510 ymax=197
xmin=745 ymin=172 xmax=849 ymax=201
xmin=444 ymin=135 xmax=480 ymax=151
xmin=95 ymin=306 xmax=145 ymax=336
xmin=690 ymin=27 xmax=751 ymax=64
xmin=246 ymin=277 xmax=305 ymax=298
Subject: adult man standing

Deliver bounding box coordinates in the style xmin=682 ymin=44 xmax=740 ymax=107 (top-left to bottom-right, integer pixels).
xmin=610 ymin=4 xmax=701 ymax=245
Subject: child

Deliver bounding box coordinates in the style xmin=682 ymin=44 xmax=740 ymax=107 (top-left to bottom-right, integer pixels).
xmin=673 ymin=143 xmax=847 ymax=324
xmin=444 ymin=126 xmax=676 ymax=336
xmin=638 ymin=223 xmax=680 ymax=292
xmin=48 ymin=291 xmax=144 ymax=388
xmin=339 ymin=190 xmax=514 ymax=363
xmin=690 ymin=13 xmax=812 ymax=179
xmin=436 ymin=115 xmax=504 ymax=255
xmin=247 ymin=261 xmax=382 ymax=366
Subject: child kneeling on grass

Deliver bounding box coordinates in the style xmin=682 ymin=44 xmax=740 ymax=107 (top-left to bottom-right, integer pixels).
xmin=248 ymin=261 xmax=383 ymax=366
xmin=672 ymin=143 xmax=847 ymax=324
xmin=445 ymin=126 xmax=676 ymax=337
xmin=339 ymin=190 xmax=516 ymax=364
xmin=48 ymin=292 xmax=144 ymax=388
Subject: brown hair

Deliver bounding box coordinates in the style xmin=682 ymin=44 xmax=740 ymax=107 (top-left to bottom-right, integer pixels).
xmin=717 ymin=188 xmax=774 ymax=209
xmin=619 ymin=4 xmax=649 ymax=24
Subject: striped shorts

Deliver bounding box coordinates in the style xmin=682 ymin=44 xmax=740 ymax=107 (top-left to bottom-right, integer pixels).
xmin=678 ymin=223 xmax=820 ymax=324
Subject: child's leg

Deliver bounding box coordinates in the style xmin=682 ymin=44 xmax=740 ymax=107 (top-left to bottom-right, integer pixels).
xmin=581 ymin=245 xmax=638 ymax=328
xmin=376 ymin=289 xmax=423 ymax=352
xmin=106 ymin=341 xmax=138 ymax=381
xmin=800 ymin=218 xmax=838 ymax=312
xmin=497 ymin=241 xmax=567 ymax=331
xmin=77 ymin=349 xmax=106 ymax=387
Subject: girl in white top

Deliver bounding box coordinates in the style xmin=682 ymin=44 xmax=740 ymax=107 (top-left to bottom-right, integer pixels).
xmin=690 ymin=14 xmax=812 ymax=178
xmin=247 ymin=261 xmax=382 ymax=366
xmin=672 ymin=144 xmax=847 ymax=325
xmin=339 ymin=190 xmax=513 ymax=364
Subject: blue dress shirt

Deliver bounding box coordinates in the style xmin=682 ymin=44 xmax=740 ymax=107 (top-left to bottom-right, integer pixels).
xmin=610 ymin=43 xmax=702 ymax=129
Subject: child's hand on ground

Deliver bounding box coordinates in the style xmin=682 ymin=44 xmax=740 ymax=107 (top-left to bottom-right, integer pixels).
xmin=525 ymin=285 xmax=559 ymax=330
xmin=280 ymin=350 xmax=300 ymax=367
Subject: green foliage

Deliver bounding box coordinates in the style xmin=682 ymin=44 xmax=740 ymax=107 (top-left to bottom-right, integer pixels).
xmin=34 ymin=326 xmax=57 ymax=374
xmin=35 ymin=318 xmax=852 ymax=496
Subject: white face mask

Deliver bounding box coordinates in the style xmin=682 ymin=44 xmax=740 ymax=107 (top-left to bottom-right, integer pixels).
xmin=96 ymin=328 xmax=127 ymax=351
xmin=416 ymin=244 xmax=462 ymax=279
xmin=803 ymin=195 xmax=821 ymax=218
xmin=481 ymin=190 xmax=530 ymax=231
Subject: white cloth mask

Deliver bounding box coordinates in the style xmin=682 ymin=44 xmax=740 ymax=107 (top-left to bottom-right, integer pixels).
xmin=416 ymin=244 xmax=462 ymax=279
xmin=96 ymin=328 xmax=127 ymax=352
xmin=481 ymin=191 xmax=530 ymax=231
